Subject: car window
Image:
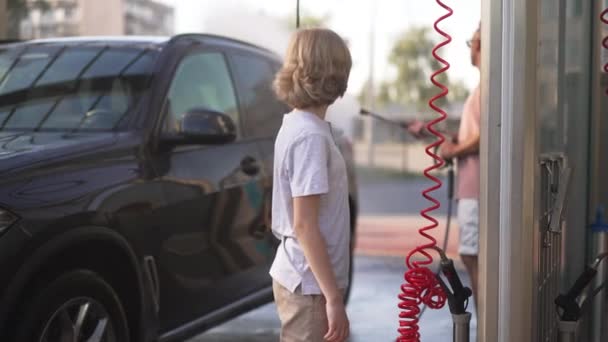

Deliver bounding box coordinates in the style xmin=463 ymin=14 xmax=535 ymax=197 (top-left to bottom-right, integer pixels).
xmin=36 ymin=48 xmax=101 ymax=86
xmin=164 ymin=52 xmax=240 ymax=135
xmin=0 ymin=46 xmax=157 ymax=131
xmin=230 ymin=54 xmax=286 ymax=138
xmin=0 ymin=46 xmax=62 ymax=95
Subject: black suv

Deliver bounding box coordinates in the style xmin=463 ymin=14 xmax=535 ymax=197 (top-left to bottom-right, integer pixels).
xmin=0 ymin=35 xmax=358 ymax=342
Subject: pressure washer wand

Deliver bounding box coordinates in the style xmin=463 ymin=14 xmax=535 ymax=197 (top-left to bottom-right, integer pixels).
xmin=359 ymin=108 xmax=410 ymax=128
xmin=360 ymin=108 xmax=455 ymax=142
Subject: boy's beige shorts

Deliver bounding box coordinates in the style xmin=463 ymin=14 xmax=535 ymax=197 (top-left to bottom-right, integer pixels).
xmin=273 ymin=280 xmax=329 ymax=342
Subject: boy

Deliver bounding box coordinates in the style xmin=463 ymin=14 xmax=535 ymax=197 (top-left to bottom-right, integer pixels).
xmin=270 ymin=28 xmax=352 ymax=342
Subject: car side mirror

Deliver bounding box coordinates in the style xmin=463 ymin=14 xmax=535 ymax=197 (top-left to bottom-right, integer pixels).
xmin=163 ymin=108 xmax=237 ymax=145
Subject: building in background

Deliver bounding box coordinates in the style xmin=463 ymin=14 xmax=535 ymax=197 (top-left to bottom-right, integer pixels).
xmin=125 ymin=0 xmax=174 ymax=36
xmin=19 ymin=0 xmax=173 ymax=39
xmin=0 ymin=0 xmax=7 ymax=39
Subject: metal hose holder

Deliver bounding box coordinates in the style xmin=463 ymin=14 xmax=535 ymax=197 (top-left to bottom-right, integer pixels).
xmin=555 ymin=208 xmax=608 ymax=342
xmin=430 ymin=246 xmax=473 ymax=342
xmin=589 ymin=207 xmax=608 ymax=342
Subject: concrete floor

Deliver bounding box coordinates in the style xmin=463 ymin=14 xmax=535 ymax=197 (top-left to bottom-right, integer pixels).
xmin=189 ymin=255 xmax=477 ymax=342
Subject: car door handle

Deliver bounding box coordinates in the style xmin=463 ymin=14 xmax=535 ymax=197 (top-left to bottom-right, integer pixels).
xmin=241 ymin=156 xmax=260 ymax=176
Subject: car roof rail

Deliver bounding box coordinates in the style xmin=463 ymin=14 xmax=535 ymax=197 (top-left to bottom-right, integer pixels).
xmin=168 ymin=33 xmax=277 ymax=56
xmin=0 ymin=39 xmax=25 ymax=45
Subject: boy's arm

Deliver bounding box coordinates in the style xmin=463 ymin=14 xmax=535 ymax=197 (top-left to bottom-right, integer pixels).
xmin=287 ymin=134 xmax=349 ymax=341
xmin=292 ymin=194 xmax=342 ymax=303
xmin=286 ymin=134 xmax=343 ymax=302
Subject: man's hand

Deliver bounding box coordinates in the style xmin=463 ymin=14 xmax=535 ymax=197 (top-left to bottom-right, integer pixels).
xmin=324 ymin=297 xmax=349 ymax=342
xmin=406 ymin=119 xmax=426 ymax=139
xmin=440 ymin=140 xmax=458 ymax=160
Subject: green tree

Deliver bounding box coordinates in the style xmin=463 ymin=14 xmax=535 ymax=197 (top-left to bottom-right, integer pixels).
xmin=376 ymin=26 xmax=469 ymax=113
xmin=7 ymin=0 xmax=49 ymax=39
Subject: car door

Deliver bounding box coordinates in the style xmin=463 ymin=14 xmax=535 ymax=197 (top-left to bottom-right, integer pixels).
xmin=151 ymin=47 xmax=269 ymax=331
xmin=227 ymin=50 xmax=287 ymax=286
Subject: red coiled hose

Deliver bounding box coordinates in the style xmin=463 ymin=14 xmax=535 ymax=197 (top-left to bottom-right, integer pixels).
xmin=397 ymin=1 xmax=453 ymax=341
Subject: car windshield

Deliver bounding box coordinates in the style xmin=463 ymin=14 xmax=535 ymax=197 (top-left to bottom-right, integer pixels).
xmin=0 ymin=44 xmax=158 ymax=132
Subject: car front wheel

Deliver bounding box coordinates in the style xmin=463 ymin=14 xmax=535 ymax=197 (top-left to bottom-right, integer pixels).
xmin=14 ymin=270 xmax=130 ymax=342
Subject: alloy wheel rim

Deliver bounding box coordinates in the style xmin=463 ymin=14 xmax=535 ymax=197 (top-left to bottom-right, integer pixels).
xmin=39 ymin=297 xmax=117 ymax=342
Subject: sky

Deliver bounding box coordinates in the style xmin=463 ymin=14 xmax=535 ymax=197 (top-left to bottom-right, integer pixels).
xmin=157 ymin=0 xmax=481 ymax=98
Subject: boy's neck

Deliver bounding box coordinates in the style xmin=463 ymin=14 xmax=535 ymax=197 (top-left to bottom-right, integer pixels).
xmin=299 ymin=105 xmax=329 ymax=120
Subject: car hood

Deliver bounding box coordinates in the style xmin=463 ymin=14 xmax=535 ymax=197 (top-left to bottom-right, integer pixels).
xmin=0 ymin=131 xmax=120 ymax=175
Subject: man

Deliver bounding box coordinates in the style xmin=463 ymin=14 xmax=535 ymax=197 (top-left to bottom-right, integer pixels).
xmin=440 ymin=26 xmax=481 ymax=310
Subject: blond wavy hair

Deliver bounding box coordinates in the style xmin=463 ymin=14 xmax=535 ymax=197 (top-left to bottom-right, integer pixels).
xmin=274 ymin=28 xmax=352 ymax=109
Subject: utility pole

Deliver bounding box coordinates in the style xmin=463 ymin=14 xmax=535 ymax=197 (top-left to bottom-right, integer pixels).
xmin=365 ymin=0 xmax=377 ymax=167
xmin=0 ymin=0 xmax=7 ymax=39
xmin=296 ymin=0 xmax=300 ymax=29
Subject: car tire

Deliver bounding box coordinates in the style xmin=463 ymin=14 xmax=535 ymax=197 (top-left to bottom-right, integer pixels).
xmin=13 ymin=270 xmax=130 ymax=342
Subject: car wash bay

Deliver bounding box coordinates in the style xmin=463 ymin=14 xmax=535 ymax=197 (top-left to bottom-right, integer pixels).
xmin=194 ymin=0 xmax=608 ymax=341
xmin=191 ymin=175 xmax=476 ymax=342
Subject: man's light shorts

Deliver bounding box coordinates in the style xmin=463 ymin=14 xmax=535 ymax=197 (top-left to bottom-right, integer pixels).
xmin=457 ymin=199 xmax=479 ymax=256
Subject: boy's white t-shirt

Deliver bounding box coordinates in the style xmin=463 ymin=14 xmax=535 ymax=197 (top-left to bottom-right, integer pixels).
xmin=269 ymin=109 xmax=351 ymax=295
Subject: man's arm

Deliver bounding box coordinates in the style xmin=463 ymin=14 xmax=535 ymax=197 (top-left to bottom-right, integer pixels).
xmin=440 ymin=126 xmax=479 ymax=160
xmin=449 ymin=85 xmax=482 ymax=158
xmin=453 ymin=132 xmax=480 ymax=157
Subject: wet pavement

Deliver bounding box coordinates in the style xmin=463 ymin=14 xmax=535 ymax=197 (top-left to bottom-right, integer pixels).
xmin=354 ymin=215 xmax=460 ymax=259
xmin=190 ymin=255 xmax=477 ymax=342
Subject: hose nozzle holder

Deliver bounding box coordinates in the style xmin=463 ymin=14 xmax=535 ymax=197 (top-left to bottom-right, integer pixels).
xmin=555 ymin=266 xmax=597 ymax=322
xmin=430 ymin=246 xmax=473 ymax=315
xmin=555 ymin=252 xmax=608 ymax=322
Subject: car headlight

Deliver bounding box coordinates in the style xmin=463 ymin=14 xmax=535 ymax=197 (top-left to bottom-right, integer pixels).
xmin=0 ymin=208 xmax=18 ymax=234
